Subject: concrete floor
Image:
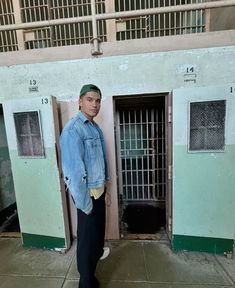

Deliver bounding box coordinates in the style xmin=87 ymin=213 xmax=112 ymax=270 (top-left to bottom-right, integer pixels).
xmin=0 ymin=238 xmax=235 ymax=288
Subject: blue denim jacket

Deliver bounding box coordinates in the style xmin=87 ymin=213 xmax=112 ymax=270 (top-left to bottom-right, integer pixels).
xmin=60 ymin=111 xmax=108 ymax=214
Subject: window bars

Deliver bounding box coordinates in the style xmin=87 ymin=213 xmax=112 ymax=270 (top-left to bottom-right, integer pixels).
xmin=14 ymin=111 xmax=44 ymax=157
xmin=0 ymin=0 xmax=234 ymax=52
xmin=20 ymin=0 xmax=106 ymax=49
xmin=116 ymin=0 xmax=204 ymax=40
xmin=189 ymin=100 xmax=226 ymax=151
xmin=0 ymin=0 xmax=106 ymax=51
xmin=0 ymin=0 xmax=18 ymax=52
xmin=117 ymin=107 xmax=166 ymax=203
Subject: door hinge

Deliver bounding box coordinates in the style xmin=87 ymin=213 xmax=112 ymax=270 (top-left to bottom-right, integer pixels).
xmin=168 ymin=165 xmax=172 ymax=180
xmin=168 ymin=106 xmax=172 ymax=123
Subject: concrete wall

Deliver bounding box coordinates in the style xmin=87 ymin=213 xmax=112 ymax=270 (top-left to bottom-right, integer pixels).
xmin=0 ymin=45 xmax=234 ymax=243
xmin=0 ymin=114 xmax=15 ymax=212
xmin=0 ymin=46 xmax=235 ymax=103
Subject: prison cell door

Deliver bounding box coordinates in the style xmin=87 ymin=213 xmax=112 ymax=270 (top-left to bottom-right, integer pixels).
xmin=172 ymin=85 xmax=235 ymax=253
xmin=3 ymin=96 xmax=70 ymax=250
xmin=116 ymin=98 xmax=167 ymax=236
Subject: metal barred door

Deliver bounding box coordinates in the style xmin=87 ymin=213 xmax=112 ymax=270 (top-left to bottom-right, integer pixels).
xmin=116 ymin=106 xmax=166 ymax=205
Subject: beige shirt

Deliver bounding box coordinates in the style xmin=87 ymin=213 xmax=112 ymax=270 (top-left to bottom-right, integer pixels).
xmin=89 ymin=185 xmax=105 ymax=199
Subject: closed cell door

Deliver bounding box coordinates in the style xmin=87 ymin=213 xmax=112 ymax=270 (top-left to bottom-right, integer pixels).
xmin=115 ymin=95 xmax=170 ymax=239
xmin=3 ymin=96 xmax=70 ymax=250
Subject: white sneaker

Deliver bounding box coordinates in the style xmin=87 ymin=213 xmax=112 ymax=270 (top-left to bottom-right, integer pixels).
xmin=100 ymin=247 xmax=110 ymax=260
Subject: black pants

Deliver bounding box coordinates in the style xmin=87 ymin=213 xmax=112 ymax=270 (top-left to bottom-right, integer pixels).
xmin=77 ymin=192 xmax=105 ymax=288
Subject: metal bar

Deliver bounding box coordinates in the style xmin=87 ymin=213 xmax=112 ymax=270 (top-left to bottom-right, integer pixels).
xmin=140 ymin=109 xmax=144 ymax=198
xmin=174 ymin=0 xmax=176 ymax=34
xmin=161 ymin=108 xmax=164 ymax=199
xmin=91 ymin=0 xmax=99 ymax=54
xmin=12 ymin=0 xmax=24 ymax=50
xmin=146 ymin=108 xmax=150 ymax=200
xmin=123 ymin=111 xmax=128 ymax=200
xmin=1 ymin=0 xmax=235 ymax=31
xmin=5 ymin=0 xmax=9 ymax=25
xmin=152 ymin=108 xmax=157 ymax=199
xmin=134 ymin=109 xmax=138 ymax=198
xmin=0 ymin=32 xmax=4 ymax=50
xmin=128 ymin=110 xmax=134 ymax=199
xmin=116 ymin=110 xmax=123 ymax=199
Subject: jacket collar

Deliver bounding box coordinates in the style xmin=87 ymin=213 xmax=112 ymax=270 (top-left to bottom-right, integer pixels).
xmin=78 ymin=111 xmax=89 ymax=123
xmin=78 ymin=111 xmax=98 ymax=126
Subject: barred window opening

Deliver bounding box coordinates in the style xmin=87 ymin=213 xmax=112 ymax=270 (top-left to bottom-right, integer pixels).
xmin=14 ymin=111 xmax=44 ymax=157
xmin=189 ymin=100 xmax=226 ymax=151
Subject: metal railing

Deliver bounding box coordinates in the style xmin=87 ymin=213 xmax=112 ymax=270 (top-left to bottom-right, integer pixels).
xmin=0 ymin=0 xmax=235 ymax=54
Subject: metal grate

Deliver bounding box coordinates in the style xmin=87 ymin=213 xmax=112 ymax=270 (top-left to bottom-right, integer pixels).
xmin=117 ymin=107 xmax=166 ymax=203
xmin=20 ymin=0 xmax=106 ymax=49
xmin=0 ymin=0 xmax=18 ymax=52
xmin=189 ymin=100 xmax=226 ymax=151
xmin=24 ymin=28 xmax=51 ymax=49
xmin=0 ymin=0 xmax=223 ymax=53
xmin=14 ymin=111 xmax=44 ymax=157
xmin=116 ymin=0 xmax=205 ymax=40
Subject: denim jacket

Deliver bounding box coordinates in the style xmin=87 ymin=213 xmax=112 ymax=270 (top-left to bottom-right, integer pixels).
xmin=60 ymin=111 xmax=108 ymax=214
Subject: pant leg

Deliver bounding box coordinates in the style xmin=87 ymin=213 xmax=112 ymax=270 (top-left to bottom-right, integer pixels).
xmin=77 ymin=193 xmax=106 ymax=288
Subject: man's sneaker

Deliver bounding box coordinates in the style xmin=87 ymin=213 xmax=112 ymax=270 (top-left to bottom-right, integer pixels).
xmin=100 ymin=247 xmax=110 ymax=260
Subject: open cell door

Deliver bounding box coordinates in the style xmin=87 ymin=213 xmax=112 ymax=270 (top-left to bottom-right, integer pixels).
xmin=172 ymin=84 xmax=235 ymax=253
xmin=3 ymin=96 xmax=71 ymax=250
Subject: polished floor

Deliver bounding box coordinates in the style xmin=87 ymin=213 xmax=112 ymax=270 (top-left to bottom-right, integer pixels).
xmin=0 ymin=237 xmax=234 ymax=288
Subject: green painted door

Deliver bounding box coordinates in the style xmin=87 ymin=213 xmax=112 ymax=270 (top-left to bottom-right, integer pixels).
xmin=3 ymin=96 xmax=70 ymax=250
xmin=172 ymin=84 xmax=235 ymax=254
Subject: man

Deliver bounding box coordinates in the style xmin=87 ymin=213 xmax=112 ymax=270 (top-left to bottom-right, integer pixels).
xmin=60 ymin=84 xmax=109 ymax=288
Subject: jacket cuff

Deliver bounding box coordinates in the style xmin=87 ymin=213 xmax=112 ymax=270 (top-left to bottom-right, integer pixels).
xmin=83 ymin=201 xmax=93 ymax=215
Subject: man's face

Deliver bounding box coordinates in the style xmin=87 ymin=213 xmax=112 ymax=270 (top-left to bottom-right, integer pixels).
xmin=79 ymin=91 xmax=101 ymax=120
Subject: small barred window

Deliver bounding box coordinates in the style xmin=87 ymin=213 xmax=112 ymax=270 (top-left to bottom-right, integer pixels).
xmin=189 ymin=100 xmax=226 ymax=151
xmin=14 ymin=111 xmax=44 ymax=157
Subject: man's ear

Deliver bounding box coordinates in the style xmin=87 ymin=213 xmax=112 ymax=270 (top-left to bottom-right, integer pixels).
xmin=78 ymin=98 xmax=82 ymax=110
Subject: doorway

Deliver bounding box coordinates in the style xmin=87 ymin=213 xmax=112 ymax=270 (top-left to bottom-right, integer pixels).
xmin=114 ymin=94 xmax=171 ymax=240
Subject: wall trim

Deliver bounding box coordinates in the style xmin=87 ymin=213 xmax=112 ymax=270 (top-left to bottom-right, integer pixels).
xmin=0 ymin=30 xmax=235 ymax=67
xmin=22 ymin=233 xmax=66 ymax=250
xmin=172 ymin=234 xmax=234 ymax=254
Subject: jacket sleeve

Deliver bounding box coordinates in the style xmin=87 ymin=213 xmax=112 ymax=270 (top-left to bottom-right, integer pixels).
xmin=97 ymin=126 xmax=109 ymax=182
xmin=60 ymin=128 xmax=93 ymax=214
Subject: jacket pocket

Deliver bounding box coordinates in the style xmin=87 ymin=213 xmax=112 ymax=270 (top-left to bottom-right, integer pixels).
xmin=85 ymin=138 xmax=100 ymax=159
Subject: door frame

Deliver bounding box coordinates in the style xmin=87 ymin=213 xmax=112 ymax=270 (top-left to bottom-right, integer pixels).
xmin=166 ymin=92 xmax=173 ymax=241
xmin=114 ymin=93 xmax=172 ymax=240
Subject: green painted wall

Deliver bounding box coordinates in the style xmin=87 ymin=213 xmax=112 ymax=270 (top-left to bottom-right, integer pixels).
xmin=0 ymin=115 xmax=15 ymax=211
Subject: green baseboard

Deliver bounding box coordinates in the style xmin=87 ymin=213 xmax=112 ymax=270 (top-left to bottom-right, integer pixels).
xmin=172 ymin=234 xmax=234 ymax=254
xmin=22 ymin=233 xmax=66 ymax=250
